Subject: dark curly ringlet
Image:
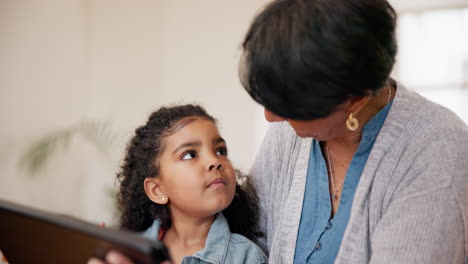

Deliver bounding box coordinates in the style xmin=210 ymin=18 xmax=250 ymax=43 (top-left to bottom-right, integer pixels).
xmin=240 ymin=0 xmax=397 ymax=120
xmin=224 ymin=170 xmax=264 ymax=239
xmin=116 ymin=104 xmax=263 ymax=240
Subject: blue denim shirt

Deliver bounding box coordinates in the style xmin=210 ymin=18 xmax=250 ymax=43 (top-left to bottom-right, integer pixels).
xmin=294 ymin=101 xmax=393 ymax=264
xmin=141 ymin=213 xmax=268 ymax=264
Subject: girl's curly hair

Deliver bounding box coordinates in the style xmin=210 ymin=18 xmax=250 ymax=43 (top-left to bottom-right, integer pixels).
xmin=116 ymin=104 xmax=263 ymax=240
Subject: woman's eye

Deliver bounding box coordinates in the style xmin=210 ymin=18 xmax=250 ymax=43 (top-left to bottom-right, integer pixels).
xmin=181 ymin=151 xmax=196 ymax=160
xmin=216 ymin=147 xmax=228 ymax=156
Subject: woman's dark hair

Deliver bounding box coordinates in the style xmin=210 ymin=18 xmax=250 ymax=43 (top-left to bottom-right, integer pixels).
xmin=116 ymin=104 xmax=263 ymax=240
xmin=240 ymin=0 xmax=398 ymax=120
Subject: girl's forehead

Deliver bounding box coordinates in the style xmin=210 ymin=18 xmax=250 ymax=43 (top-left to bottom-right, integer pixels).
xmin=169 ymin=116 xmax=215 ymax=134
xmin=164 ymin=118 xmax=220 ymax=143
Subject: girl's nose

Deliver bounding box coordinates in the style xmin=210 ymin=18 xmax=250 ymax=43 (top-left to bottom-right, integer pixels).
xmin=208 ymin=163 xmax=223 ymax=171
xmin=207 ymin=155 xmax=223 ymax=171
xmin=264 ymin=108 xmax=286 ymax=122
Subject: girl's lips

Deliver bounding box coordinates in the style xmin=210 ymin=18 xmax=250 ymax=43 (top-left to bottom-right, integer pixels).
xmin=207 ymin=177 xmax=226 ymax=188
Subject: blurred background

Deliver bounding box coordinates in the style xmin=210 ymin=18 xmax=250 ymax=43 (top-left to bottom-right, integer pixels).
xmin=1 ymin=0 xmax=467 ymax=225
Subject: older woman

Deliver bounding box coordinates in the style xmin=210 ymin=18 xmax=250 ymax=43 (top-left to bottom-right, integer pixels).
xmin=240 ymin=0 xmax=468 ymax=263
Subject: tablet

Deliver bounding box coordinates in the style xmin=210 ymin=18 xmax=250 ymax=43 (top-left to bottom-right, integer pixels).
xmin=0 ymin=199 xmax=171 ymax=264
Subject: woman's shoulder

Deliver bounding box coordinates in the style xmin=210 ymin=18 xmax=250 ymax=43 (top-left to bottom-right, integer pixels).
xmin=389 ymin=83 xmax=468 ymax=144
xmin=262 ymin=121 xmax=311 ymax=158
xmin=379 ymin=83 xmax=468 ymax=196
xmin=265 ymin=121 xmax=298 ymax=142
xmin=225 ymin=233 xmax=269 ymax=263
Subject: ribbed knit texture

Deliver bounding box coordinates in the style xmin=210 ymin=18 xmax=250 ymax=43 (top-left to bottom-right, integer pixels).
xmin=250 ymin=83 xmax=468 ymax=263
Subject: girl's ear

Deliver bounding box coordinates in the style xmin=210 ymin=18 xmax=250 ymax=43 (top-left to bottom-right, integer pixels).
xmin=144 ymin=177 xmax=168 ymax=205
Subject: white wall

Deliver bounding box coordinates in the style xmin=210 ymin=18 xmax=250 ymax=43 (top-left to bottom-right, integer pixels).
xmin=0 ymin=0 xmax=269 ymax=224
xmin=389 ymin=0 xmax=468 ymax=12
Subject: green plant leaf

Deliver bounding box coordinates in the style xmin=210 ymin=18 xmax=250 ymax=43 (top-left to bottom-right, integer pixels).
xmin=19 ymin=120 xmax=116 ymax=177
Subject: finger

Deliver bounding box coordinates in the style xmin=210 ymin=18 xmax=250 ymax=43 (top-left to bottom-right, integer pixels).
xmin=87 ymin=257 xmax=106 ymax=264
xmin=161 ymin=261 xmax=172 ymax=264
xmin=106 ymin=250 xmax=134 ymax=264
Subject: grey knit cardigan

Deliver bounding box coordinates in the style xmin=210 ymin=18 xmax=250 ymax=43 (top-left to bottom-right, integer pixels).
xmin=250 ymin=83 xmax=468 ymax=263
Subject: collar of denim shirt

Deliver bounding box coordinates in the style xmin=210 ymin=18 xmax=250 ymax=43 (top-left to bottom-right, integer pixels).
xmin=141 ymin=213 xmax=230 ymax=264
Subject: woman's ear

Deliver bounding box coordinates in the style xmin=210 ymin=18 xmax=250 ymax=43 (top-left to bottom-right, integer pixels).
xmin=144 ymin=177 xmax=168 ymax=205
xmin=346 ymin=95 xmax=371 ymax=115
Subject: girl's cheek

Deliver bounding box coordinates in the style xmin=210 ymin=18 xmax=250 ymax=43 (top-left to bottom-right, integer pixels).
xmin=229 ymin=168 xmax=237 ymax=181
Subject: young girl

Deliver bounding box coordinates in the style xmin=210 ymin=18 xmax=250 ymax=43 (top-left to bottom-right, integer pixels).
xmin=91 ymin=104 xmax=267 ymax=264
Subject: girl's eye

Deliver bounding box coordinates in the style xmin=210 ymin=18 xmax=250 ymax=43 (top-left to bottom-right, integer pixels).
xmin=216 ymin=147 xmax=228 ymax=156
xmin=181 ymin=151 xmax=197 ymax=160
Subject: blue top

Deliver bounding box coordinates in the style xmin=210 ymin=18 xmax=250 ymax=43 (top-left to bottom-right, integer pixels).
xmin=141 ymin=213 xmax=268 ymax=264
xmin=294 ymin=102 xmax=393 ymax=264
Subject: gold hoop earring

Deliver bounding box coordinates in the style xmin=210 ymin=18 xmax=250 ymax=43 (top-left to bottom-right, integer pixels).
xmin=346 ymin=113 xmax=359 ymax=131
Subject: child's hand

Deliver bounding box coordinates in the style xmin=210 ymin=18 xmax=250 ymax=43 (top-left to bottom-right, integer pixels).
xmin=87 ymin=250 xmax=171 ymax=264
